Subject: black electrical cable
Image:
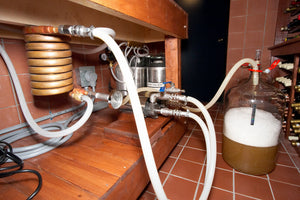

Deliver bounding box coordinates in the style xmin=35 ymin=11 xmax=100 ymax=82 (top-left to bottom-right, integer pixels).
xmin=0 ymin=141 xmax=23 ymax=171
xmin=0 ymin=141 xmax=42 ymax=200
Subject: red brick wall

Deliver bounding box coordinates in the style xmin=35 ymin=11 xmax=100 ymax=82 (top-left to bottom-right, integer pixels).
xmin=226 ymin=0 xmax=280 ymax=87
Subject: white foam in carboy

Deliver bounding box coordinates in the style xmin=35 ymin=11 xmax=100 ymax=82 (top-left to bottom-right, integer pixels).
xmin=224 ymin=107 xmax=281 ymax=147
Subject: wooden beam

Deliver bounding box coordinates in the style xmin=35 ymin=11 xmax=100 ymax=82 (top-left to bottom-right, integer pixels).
xmin=75 ymin=0 xmax=188 ymax=39
xmin=0 ymin=0 xmax=165 ymax=43
xmin=0 ymin=0 xmax=188 ymax=43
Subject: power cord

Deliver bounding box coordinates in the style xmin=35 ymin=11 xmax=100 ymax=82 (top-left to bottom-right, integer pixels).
xmin=0 ymin=141 xmax=42 ymax=199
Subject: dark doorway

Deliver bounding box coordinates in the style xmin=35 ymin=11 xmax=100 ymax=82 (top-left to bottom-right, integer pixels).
xmin=175 ymin=0 xmax=230 ymax=102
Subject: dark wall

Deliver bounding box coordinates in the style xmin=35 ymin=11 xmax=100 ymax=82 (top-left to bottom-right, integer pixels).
xmin=175 ymin=0 xmax=230 ymax=102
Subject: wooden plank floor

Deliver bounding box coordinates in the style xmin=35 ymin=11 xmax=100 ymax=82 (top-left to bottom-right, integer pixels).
xmin=0 ymin=108 xmax=186 ymax=199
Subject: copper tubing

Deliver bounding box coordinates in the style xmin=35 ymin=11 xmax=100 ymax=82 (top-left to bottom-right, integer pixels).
xmin=23 ymin=26 xmax=59 ymax=35
xmin=28 ymin=57 xmax=72 ymax=66
xmin=27 ymin=50 xmax=72 ymax=59
xmin=31 ymin=78 xmax=73 ymax=89
xmin=29 ymin=64 xmax=72 ymax=74
xmin=24 ymin=27 xmax=73 ymax=96
xmin=30 ymin=71 xmax=73 ymax=81
xmin=26 ymin=42 xmax=70 ymax=50
xmin=31 ymin=85 xmax=74 ymax=96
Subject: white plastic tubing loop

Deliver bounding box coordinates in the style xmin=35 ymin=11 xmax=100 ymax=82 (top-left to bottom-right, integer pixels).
xmin=187 ymin=113 xmax=212 ymax=200
xmin=184 ymin=58 xmax=258 ymax=112
xmin=206 ymin=58 xmax=258 ymax=109
xmin=71 ymin=28 xmax=116 ymax=55
xmin=187 ymin=96 xmax=217 ymax=200
xmin=0 ymin=45 xmax=94 ymax=138
xmin=92 ymin=28 xmax=168 ymax=200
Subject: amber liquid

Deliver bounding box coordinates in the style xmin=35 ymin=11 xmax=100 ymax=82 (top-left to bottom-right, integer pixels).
xmin=222 ymin=135 xmax=278 ymax=175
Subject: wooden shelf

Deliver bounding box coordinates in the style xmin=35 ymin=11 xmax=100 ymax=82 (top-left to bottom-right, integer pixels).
xmin=0 ymin=108 xmax=186 ymax=199
xmin=0 ymin=0 xmax=188 ymax=43
xmin=269 ymin=38 xmax=300 ymax=57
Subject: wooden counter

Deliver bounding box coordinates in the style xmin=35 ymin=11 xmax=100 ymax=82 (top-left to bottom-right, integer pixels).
xmin=0 ymin=108 xmax=186 ymax=199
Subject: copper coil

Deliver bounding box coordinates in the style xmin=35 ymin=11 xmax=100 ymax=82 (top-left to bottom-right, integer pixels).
xmin=29 ymin=64 xmax=72 ymax=74
xmin=31 ymin=84 xmax=74 ymax=96
xmin=30 ymin=71 xmax=73 ymax=82
xmin=25 ymin=31 xmax=74 ymax=96
xmin=31 ymin=78 xmax=73 ymax=89
xmin=26 ymin=50 xmax=72 ymax=59
xmin=28 ymin=57 xmax=72 ymax=66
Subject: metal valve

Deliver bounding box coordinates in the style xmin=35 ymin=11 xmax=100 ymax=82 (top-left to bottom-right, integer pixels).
xmin=109 ymin=90 xmax=123 ymax=109
xmin=87 ymin=90 xmax=123 ymax=110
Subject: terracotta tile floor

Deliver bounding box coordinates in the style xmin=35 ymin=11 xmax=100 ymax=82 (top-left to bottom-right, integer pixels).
xmin=139 ymin=104 xmax=300 ymax=200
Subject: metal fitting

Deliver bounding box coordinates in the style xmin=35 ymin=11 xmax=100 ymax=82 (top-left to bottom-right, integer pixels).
xmin=109 ymin=90 xmax=123 ymax=109
xmin=149 ymin=93 xmax=162 ymax=103
xmin=88 ymin=91 xmax=109 ymax=101
xmin=58 ymin=25 xmax=94 ymax=39
xmin=159 ymin=81 xmax=185 ymax=93
xmin=155 ymin=108 xmax=189 ymax=118
xmin=69 ymin=88 xmax=88 ymax=102
xmin=87 ymin=90 xmax=123 ymax=110
xmin=165 ymin=87 xmax=185 ymax=93
xmin=150 ymin=92 xmax=187 ymax=104
xmin=169 ymin=94 xmax=187 ymax=102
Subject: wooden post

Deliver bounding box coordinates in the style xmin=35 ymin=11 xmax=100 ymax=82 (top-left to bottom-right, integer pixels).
xmin=165 ymin=37 xmax=181 ymax=88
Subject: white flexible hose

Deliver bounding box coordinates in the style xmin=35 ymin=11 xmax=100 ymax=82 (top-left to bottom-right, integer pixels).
xmin=71 ymin=28 xmax=116 ymax=55
xmin=187 ymin=113 xmax=213 ymax=200
xmin=122 ymin=87 xmax=160 ymax=105
xmin=71 ymin=44 xmax=107 ymax=55
xmin=137 ymin=45 xmax=149 ymax=57
xmin=184 ymin=58 xmax=258 ymax=112
xmin=92 ymin=28 xmax=168 ymax=200
xmin=125 ymin=46 xmax=133 ymax=57
xmin=0 ymin=45 xmax=94 ymax=138
xmin=186 ymin=96 xmax=216 ymax=200
xmin=109 ymin=64 xmax=126 ymax=83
